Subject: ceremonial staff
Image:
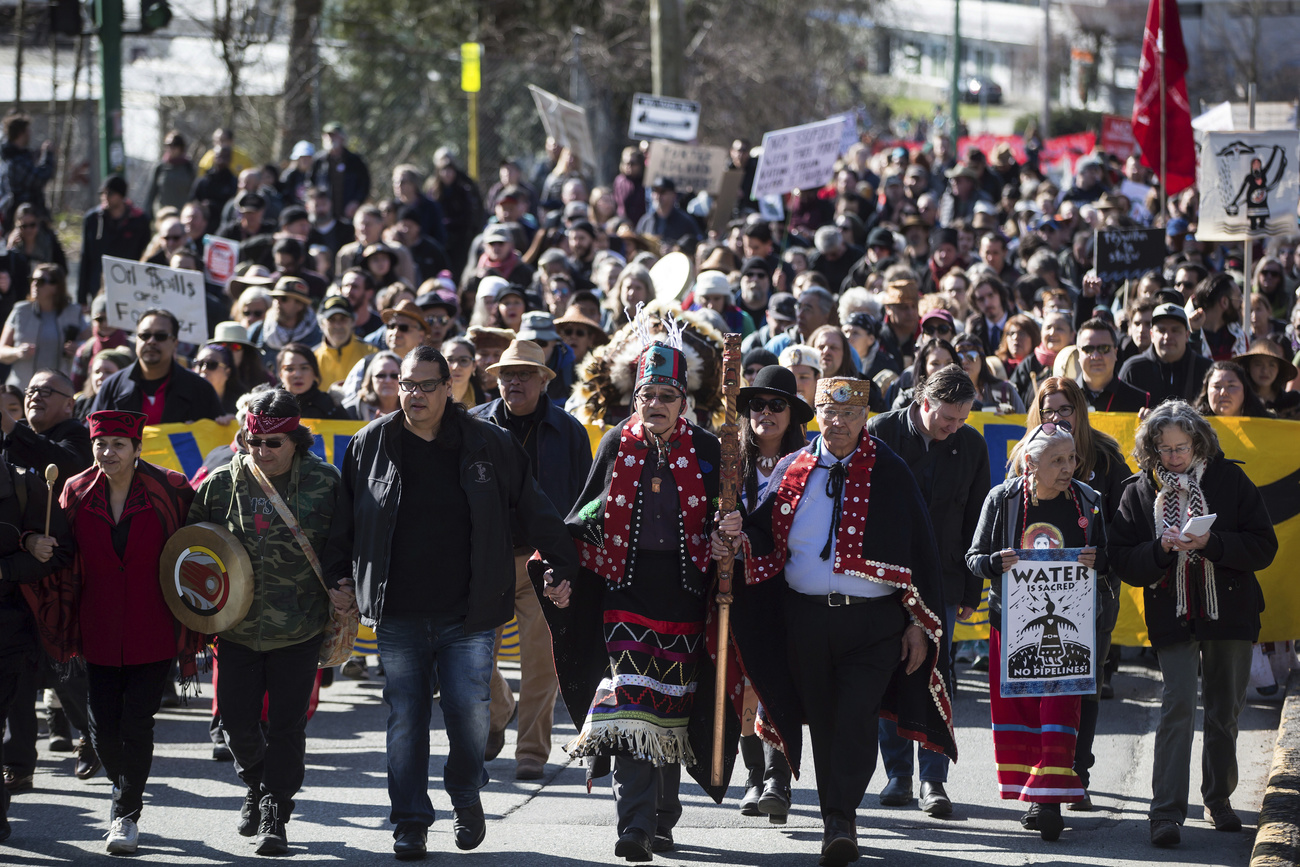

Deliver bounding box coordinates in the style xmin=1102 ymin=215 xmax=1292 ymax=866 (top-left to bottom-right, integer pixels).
xmin=43 ymin=463 xmax=58 ymax=536
xmin=711 ymin=333 xmax=741 ymax=787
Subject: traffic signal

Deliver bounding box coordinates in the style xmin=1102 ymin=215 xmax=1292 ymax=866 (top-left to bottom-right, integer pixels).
xmin=52 ymin=0 xmax=83 ymax=36
xmin=140 ymin=0 xmax=171 ymax=32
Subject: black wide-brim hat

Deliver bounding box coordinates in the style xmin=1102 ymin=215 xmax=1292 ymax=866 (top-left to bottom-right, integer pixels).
xmin=737 ymin=364 xmax=815 ymax=425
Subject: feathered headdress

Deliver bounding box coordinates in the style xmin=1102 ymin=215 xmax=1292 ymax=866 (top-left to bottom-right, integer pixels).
xmin=630 ymin=302 xmax=689 ymax=395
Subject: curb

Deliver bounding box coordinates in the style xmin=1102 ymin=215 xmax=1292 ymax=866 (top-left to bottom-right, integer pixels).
xmin=1252 ymin=668 xmax=1300 ymax=867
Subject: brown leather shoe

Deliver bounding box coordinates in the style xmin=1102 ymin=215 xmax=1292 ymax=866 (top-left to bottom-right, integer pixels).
xmin=74 ymin=738 xmax=102 ymax=780
xmin=3 ymin=767 xmax=33 ymax=793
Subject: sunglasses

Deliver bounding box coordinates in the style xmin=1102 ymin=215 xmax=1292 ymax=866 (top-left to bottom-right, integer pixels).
xmin=749 ymin=397 xmax=788 ymax=414
xmin=1028 ymin=419 xmax=1072 ymax=443
xmin=559 ymin=327 xmax=589 ymax=339
xmin=32 ymin=276 xmax=57 ymax=285
xmin=165 ymin=232 xmax=185 ymax=241
xmin=922 ymin=323 xmax=954 ymax=336
xmin=246 ymin=437 xmax=286 ymax=449
xmin=372 ymin=372 xmax=400 ymax=380
xmin=1079 ymin=343 xmax=1114 ymax=356
xmin=137 ymin=330 xmax=173 ymax=343
xmin=388 ymin=323 xmax=414 ymax=333
xmin=193 ymin=359 xmax=226 ymax=371
xmin=425 ymin=314 xmax=450 ymax=327
xmin=958 ymin=350 xmax=982 ymax=363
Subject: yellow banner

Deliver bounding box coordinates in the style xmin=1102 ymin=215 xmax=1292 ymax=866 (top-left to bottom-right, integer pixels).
xmin=141 ymin=412 xmax=1300 ymax=645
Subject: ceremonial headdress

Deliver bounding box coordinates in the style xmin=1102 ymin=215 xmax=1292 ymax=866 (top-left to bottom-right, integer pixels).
xmin=631 ymin=303 xmax=689 ymax=394
xmin=815 ymin=376 xmax=872 ymax=408
xmin=88 ymin=410 xmax=147 ymax=440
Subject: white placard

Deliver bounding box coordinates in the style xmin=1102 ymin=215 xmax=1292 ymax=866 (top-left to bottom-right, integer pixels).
xmin=628 ymin=93 xmax=701 ymax=143
xmin=757 ymin=195 xmax=785 ymax=222
xmin=750 ymin=116 xmax=848 ymax=199
xmin=203 ymin=235 xmax=239 ymax=286
xmin=644 ymin=142 xmax=729 ymax=195
xmin=1000 ymin=548 xmax=1096 ymax=697
xmin=102 ymin=256 xmax=208 ymax=342
xmin=528 ymin=84 xmax=597 ymax=173
xmin=1196 ymin=130 xmax=1300 ymax=241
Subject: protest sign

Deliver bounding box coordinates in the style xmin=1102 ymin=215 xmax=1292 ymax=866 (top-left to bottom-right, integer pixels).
xmin=203 ymin=235 xmax=239 ymax=287
xmin=1093 ymin=227 xmax=1165 ymax=282
xmin=1196 ymin=130 xmax=1300 ymax=241
xmin=102 ymin=256 xmax=208 ymax=341
xmin=1000 ymin=547 xmax=1096 ymax=697
xmin=711 ymin=170 xmax=743 ymax=235
xmin=645 ymin=142 xmax=729 ymax=195
xmin=750 ymin=116 xmax=846 ymax=199
xmin=1101 ymin=115 xmax=1137 ymax=161
xmin=629 ymin=93 xmax=700 ymax=142
xmin=527 ymin=85 xmax=597 ymax=173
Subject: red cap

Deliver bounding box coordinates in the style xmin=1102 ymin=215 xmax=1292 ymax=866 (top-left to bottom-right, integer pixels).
xmin=88 ymin=410 xmax=147 ymax=440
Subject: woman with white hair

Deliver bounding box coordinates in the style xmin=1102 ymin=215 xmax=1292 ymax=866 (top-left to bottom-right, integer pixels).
xmin=1109 ymin=400 xmax=1276 ymax=848
xmin=967 ymin=422 xmax=1104 ymax=842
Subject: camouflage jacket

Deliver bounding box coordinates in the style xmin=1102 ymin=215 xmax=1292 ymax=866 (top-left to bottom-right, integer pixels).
xmin=188 ymin=451 xmax=339 ymax=651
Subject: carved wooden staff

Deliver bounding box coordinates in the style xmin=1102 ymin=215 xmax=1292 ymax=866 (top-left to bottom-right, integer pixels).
xmin=43 ymin=464 xmax=58 ymax=537
xmin=711 ymin=333 xmax=742 ymax=787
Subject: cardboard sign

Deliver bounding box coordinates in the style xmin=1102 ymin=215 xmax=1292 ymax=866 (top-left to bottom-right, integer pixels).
xmin=711 ymin=170 xmax=743 ymax=235
xmin=1001 ymin=547 xmax=1096 ymax=697
xmin=203 ymin=235 xmax=239 ymax=287
xmin=1093 ymin=227 xmax=1165 ymax=282
xmin=750 ymin=116 xmax=847 ymax=199
xmin=1197 ymin=130 xmax=1300 ymax=241
xmin=527 ymin=84 xmax=597 ymax=173
xmin=1100 ymin=114 xmax=1137 ymax=161
xmin=629 ymin=93 xmax=700 ymax=143
xmin=102 ymin=256 xmax=208 ymax=341
xmin=645 ymin=142 xmax=729 ymax=195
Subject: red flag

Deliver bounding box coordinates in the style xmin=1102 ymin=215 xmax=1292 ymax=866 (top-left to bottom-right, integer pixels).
xmin=1131 ymin=0 xmax=1195 ymax=195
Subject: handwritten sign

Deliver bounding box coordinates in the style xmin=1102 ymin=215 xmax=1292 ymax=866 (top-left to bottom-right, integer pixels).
xmin=1093 ymin=227 xmax=1165 ymax=282
xmin=750 ymin=116 xmax=847 ymax=199
xmin=527 ymin=84 xmax=597 ymax=174
xmin=203 ymin=235 xmax=240 ymax=287
xmin=1001 ymin=548 xmax=1095 ymax=697
xmin=102 ymin=256 xmax=208 ymax=341
xmin=645 ymin=142 xmax=729 ymax=195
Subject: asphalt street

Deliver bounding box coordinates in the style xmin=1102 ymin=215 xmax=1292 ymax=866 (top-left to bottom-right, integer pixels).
xmin=1 ymin=651 xmax=1282 ymax=866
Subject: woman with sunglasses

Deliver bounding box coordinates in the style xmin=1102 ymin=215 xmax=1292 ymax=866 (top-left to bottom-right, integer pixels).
xmin=4 ymin=203 xmax=67 ymax=271
xmin=1109 ymin=401 xmax=1276 ymax=847
xmin=344 ymin=350 xmax=402 ymax=422
xmin=954 ymin=333 xmax=1024 ymax=413
xmin=275 ymin=343 xmax=349 ymax=420
xmin=1026 ymin=377 xmax=1129 ymax=803
xmin=0 ymin=263 xmax=87 ymax=389
xmin=730 ymin=365 xmax=813 ymax=823
xmin=193 ymin=344 xmax=247 ymax=423
xmin=968 ymin=421 xmax=1105 ymax=841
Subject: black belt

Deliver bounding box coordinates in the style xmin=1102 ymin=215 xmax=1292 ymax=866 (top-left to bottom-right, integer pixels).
xmin=803 ymin=591 xmax=895 ymax=607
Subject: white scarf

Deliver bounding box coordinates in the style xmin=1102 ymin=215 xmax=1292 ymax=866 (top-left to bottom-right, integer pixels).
xmin=1152 ymin=460 xmax=1217 ymax=620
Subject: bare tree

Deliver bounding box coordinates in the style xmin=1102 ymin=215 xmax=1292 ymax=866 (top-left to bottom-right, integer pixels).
xmin=187 ymin=0 xmax=284 ymax=131
xmin=275 ymin=0 xmax=322 ymax=159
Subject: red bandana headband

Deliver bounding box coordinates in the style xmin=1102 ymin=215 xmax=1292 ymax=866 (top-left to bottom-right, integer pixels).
xmin=246 ymin=413 xmax=300 ymax=435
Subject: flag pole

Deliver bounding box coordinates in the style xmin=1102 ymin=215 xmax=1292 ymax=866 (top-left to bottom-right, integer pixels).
xmin=1158 ymin=0 xmax=1167 ymax=219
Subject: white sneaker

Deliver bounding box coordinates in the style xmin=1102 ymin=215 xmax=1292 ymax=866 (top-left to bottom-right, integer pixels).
xmin=106 ymin=817 xmax=138 ymax=854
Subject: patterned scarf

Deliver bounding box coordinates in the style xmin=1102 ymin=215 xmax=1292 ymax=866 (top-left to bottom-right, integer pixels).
xmin=1152 ymin=460 xmax=1217 ymax=620
xmin=265 ymin=304 xmax=320 ymax=351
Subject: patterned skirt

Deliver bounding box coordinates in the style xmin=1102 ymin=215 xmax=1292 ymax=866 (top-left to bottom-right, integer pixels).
xmin=566 ymin=550 xmax=707 ymax=767
xmin=989 ymin=627 xmax=1085 ymax=803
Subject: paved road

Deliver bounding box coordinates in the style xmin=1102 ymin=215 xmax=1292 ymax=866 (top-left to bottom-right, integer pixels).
xmin=2 ymin=652 xmax=1282 ymax=866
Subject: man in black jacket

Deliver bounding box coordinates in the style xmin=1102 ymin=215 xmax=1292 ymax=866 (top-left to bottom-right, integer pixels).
xmin=1119 ymin=303 xmax=1212 ymax=406
xmin=90 ymin=309 xmax=223 ymax=424
xmin=76 ymin=176 xmax=150 ymax=305
xmin=0 ymin=452 xmax=73 ymax=840
xmin=867 ymin=365 xmax=988 ymax=817
xmin=322 ymin=345 xmax=577 ymax=861
xmin=1076 ymin=319 xmax=1150 ymax=413
xmin=470 ymin=340 xmax=592 ymax=781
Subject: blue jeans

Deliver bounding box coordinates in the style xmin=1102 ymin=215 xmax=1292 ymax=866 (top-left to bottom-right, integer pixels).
xmin=376 ymin=616 xmax=495 ymax=829
xmin=878 ymin=604 xmax=957 ymax=783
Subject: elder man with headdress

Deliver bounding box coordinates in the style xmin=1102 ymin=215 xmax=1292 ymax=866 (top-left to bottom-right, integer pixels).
xmin=535 ymin=309 xmax=743 ymax=863
xmin=713 ymin=376 xmax=956 ymax=867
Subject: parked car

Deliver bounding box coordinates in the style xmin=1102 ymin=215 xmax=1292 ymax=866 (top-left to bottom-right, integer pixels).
xmin=961 ymin=75 xmax=1003 ymax=104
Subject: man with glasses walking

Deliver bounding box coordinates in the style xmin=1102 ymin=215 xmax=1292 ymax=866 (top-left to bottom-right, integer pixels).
xmin=323 ymin=345 xmax=577 ymax=861
xmin=90 ymin=308 xmax=222 ymax=423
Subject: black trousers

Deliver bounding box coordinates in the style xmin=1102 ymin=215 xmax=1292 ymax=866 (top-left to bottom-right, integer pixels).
xmin=611 ymin=757 xmax=682 ymax=838
xmin=785 ymin=591 xmax=904 ymax=822
xmin=86 ymin=659 xmax=172 ymax=821
xmin=4 ymin=653 xmax=91 ymax=775
xmin=216 ymin=635 xmax=322 ymax=817
xmin=0 ymin=653 xmax=36 ymax=823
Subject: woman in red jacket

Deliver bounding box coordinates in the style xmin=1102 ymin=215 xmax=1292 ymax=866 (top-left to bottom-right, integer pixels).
xmin=66 ymin=410 xmax=197 ymax=855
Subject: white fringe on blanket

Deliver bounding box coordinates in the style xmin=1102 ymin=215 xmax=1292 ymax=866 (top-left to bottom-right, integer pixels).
xmin=565 ymin=718 xmax=697 ymax=768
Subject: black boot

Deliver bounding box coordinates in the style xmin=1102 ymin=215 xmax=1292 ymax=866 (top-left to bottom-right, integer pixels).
xmin=738 ymin=735 xmax=763 ymax=816
xmin=254 ymin=796 xmax=289 ymax=855
xmin=1072 ymin=699 xmax=1099 ymax=805
xmin=758 ymin=741 xmax=791 ymax=823
xmin=46 ymin=705 xmax=73 ymax=752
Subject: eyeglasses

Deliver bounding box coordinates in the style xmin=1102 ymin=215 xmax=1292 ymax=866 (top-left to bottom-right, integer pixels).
xmin=749 ymin=397 xmax=788 ymax=414
xmin=244 ymin=309 xmax=267 ymax=320
xmin=137 ymin=330 xmax=173 ymax=343
xmin=636 ymin=389 xmax=681 ymax=405
xmin=958 ymin=350 xmax=982 ymax=363
xmin=372 ymin=372 xmax=400 ymax=380
xmin=1156 ymin=444 xmax=1193 ymax=457
xmin=193 ymin=359 xmax=226 ymax=372
xmin=816 ymin=406 xmax=863 ymax=423
xmin=741 ymin=271 xmax=767 ymax=281
xmin=922 ymin=323 xmax=954 ymax=336
xmin=398 ymin=378 xmax=447 ymax=393
xmin=25 ymin=385 xmax=72 ymax=399
xmin=246 ymin=437 xmax=287 ymax=449
xmin=32 ymin=276 xmax=57 ymax=285
xmin=388 ymin=322 xmax=414 ymax=333
xmin=447 ymin=355 xmax=474 ymax=368
xmin=559 ymin=327 xmax=589 ymax=339
xmin=497 ymin=369 xmax=538 ymax=384
xmin=1039 ymin=404 xmax=1075 ymax=419
xmin=1079 ymin=343 xmax=1114 ymax=357
xmin=425 ymin=314 xmax=450 ymax=327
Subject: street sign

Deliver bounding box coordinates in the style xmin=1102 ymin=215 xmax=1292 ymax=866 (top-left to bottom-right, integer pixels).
xmin=628 ymin=93 xmax=701 ymax=143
